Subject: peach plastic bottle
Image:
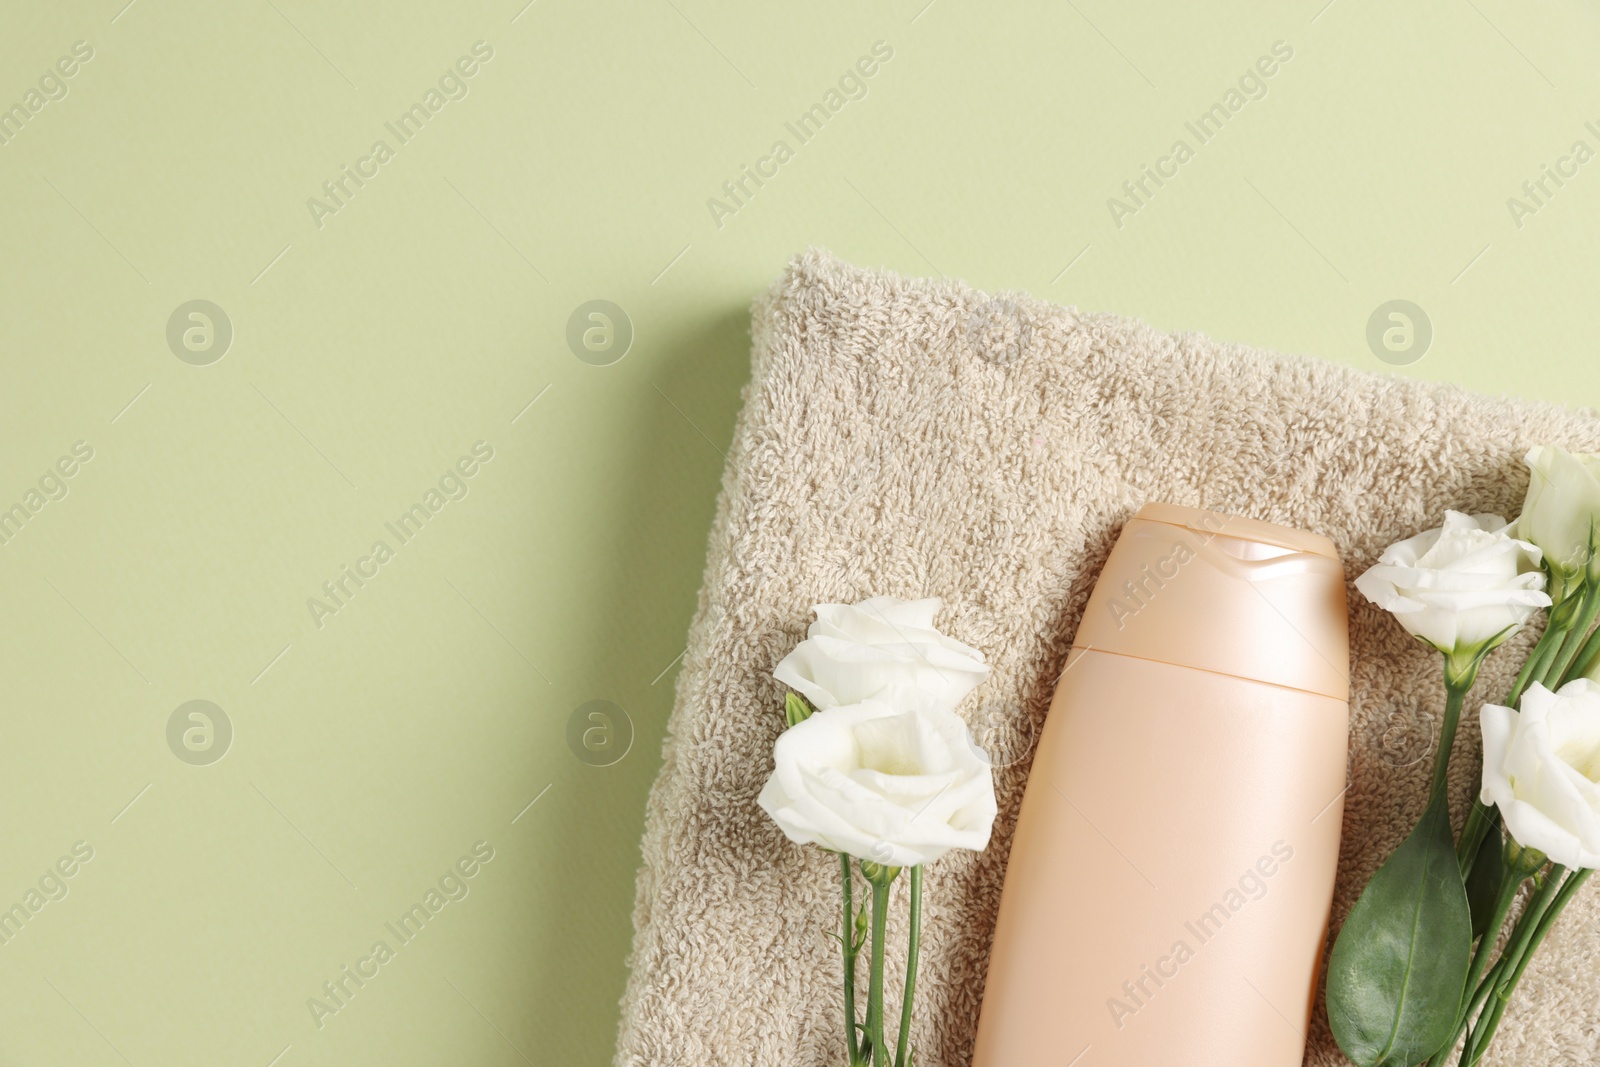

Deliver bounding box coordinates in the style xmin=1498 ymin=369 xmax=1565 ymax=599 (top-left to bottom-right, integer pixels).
xmin=973 ymin=503 xmax=1350 ymax=1067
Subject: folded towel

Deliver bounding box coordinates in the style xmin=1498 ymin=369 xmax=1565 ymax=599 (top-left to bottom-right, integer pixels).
xmin=614 ymin=249 xmax=1600 ymax=1066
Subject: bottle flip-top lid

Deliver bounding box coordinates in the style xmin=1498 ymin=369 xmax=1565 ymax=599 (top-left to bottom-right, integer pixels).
xmin=1072 ymin=503 xmax=1350 ymax=701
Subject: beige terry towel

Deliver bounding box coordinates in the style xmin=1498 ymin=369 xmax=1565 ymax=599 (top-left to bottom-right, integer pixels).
xmin=614 ymin=249 xmax=1600 ymax=1066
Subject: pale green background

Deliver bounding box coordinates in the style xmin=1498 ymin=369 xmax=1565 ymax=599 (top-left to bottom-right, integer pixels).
xmin=2 ymin=0 xmax=1598 ymax=1063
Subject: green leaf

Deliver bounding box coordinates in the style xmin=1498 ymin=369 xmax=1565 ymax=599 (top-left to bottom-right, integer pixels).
xmin=1465 ymin=827 xmax=1505 ymax=941
xmin=784 ymin=691 xmax=814 ymax=728
xmin=1326 ymin=792 xmax=1474 ymax=1067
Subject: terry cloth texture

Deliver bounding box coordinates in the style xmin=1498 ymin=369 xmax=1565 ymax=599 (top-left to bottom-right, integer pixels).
xmin=614 ymin=249 xmax=1600 ymax=1067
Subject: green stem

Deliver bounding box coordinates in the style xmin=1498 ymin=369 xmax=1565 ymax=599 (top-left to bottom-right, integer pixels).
xmin=1456 ymin=800 xmax=1492 ymax=873
xmin=840 ymin=853 xmax=860 ymax=1065
xmin=1509 ymin=615 xmax=1570 ymax=709
xmin=1441 ymin=953 xmax=1513 ymax=1067
xmin=1431 ymin=679 xmax=1471 ymax=801
xmin=1506 ymin=649 xmax=1544 ymax=711
xmin=866 ymin=874 xmax=890 ymax=1067
xmin=1496 ymin=863 xmax=1564 ymax=977
xmin=1484 ymin=865 xmax=1593 ymax=1049
xmin=1566 ymin=622 xmax=1600 ymax=686
xmin=1460 ymin=865 xmax=1568 ymax=1066
xmin=1474 ymin=864 xmax=1599 ymax=1062
xmin=1464 ymin=870 xmax=1521 ymax=997
xmin=1527 ymin=867 xmax=1592 ymax=945
xmin=1428 ymin=852 xmax=1534 ymax=1067
xmin=1545 ymin=585 xmax=1600 ymax=686
xmin=893 ymin=867 xmax=921 ymax=1067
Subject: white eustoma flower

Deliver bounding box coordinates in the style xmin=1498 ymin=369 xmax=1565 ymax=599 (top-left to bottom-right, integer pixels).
xmin=1480 ymin=680 xmax=1600 ymax=870
xmin=773 ymin=597 xmax=989 ymax=716
xmin=758 ymin=699 xmax=998 ymax=867
xmin=1518 ymin=445 xmax=1600 ymax=597
xmin=1354 ymin=511 xmax=1550 ymax=658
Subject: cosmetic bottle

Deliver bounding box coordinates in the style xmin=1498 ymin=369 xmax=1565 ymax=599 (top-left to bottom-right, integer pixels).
xmin=973 ymin=503 xmax=1349 ymax=1066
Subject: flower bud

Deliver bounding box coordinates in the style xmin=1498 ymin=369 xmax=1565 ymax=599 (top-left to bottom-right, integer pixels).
xmin=1517 ymin=445 xmax=1600 ymax=602
xmin=1504 ymin=836 xmax=1547 ymax=878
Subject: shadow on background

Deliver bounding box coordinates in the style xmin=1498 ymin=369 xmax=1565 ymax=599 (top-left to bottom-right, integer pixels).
xmin=530 ymin=301 xmax=753 ymax=1064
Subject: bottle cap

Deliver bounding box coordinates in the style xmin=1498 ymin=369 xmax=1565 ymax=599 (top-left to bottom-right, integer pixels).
xmin=1071 ymin=503 xmax=1350 ymax=700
